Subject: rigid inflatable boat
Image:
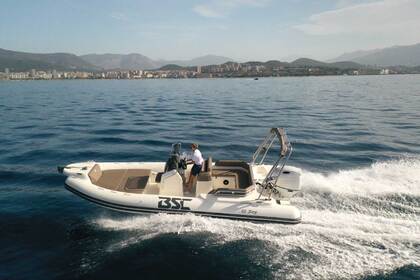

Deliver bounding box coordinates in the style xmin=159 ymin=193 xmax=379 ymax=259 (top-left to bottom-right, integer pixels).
xmin=59 ymin=128 xmax=302 ymax=224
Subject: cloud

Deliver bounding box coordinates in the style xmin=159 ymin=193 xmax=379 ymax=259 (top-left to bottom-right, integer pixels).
xmin=294 ymin=0 xmax=420 ymax=38
xmin=193 ymin=5 xmax=224 ymax=18
xmin=193 ymin=0 xmax=270 ymax=18
xmin=110 ymin=12 xmax=129 ymax=22
xmin=333 ymin=0 xmax=377 ymax=9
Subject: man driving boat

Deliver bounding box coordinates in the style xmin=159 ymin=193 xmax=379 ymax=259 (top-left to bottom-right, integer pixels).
xmin=186 ymin=143 xmax=204 ymax=193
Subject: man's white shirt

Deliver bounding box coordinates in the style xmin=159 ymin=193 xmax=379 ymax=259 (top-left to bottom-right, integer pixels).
xmin=190 ymin=149 xmax=204 ymax=165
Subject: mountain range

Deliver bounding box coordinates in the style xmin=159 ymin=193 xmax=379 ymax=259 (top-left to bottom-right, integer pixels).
xmin=79 ymin=53 xmax=159 ymax=70
xmin=0 ymin=48 xmax=99 ymax=72
xmin=0 ymin=48 xmax=367 ymax=72
xmin=80 ymin=53 xmax=232 ymax=70
xmin=0 ymin=48 xmax=234 ymax=72
xmin=1 ymin=42 xmax=420 ymax=72
xmin=289 ymin=58 xmax=365 ymax=69
xmin=158 ymin=58 xmax=367 ymax=71
xmin=330 ymin=43 xmax=420 ymax=67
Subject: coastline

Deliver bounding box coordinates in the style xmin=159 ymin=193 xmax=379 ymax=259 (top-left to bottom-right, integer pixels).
xmin=1 ymin=72 xmax=419 ymax=81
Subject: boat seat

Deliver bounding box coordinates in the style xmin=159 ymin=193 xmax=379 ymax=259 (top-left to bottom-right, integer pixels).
xmin=89 ymin=164 xmax=102 ymax=184
xmin=95 ymin=170 xmax=124 ymax=189
xmin=202 ymin=157 xmax=213 ymax=172
xmin=159 ymin=170 xmax=183 ymax=196
xmin=214 ymin=160 xmax=253 ymax=189
xmin=143 ymin=183 xmax=159 ymax=194
xmin=196 ymin=157 xmax=213 ymax=196
xmin=121 ymin=170 xmax=152 ymax=192
xmin=125 ymin=175 xmax=149 ymax=190
xmin=89 ymin=165 xmax=153 ymax=192
xmin=198 ymin=157 xmax=212 ymax=181
xmin=211 ymin=172 xmax=238 ymax=189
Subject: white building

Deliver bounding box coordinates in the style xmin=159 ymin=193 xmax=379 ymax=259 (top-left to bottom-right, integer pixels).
xmin=10 ymin=72 xmax=29 ymax=79
xmin=380 ymin=69 xmax=390 ymax=75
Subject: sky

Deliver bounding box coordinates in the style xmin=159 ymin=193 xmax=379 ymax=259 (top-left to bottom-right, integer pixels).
xmin=1 ymin=0 xmax=420 ymax=62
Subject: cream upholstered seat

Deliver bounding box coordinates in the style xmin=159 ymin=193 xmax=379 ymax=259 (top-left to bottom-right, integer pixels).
xmin=88 ymin=164 xmax=102 ymax=184
xmin=143 ymin=183 xmax=159 ymax=194
xmin=88 ymin=164 xmax=153 ymax=193
xmin=159 ymin=170 xmax=183 ymax=196
xmin=196 ymin=157 xmax=214 ymax=196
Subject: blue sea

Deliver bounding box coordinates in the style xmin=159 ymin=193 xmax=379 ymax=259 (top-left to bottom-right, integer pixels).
xmin=0 ymin=76 xmax=419 ymax=280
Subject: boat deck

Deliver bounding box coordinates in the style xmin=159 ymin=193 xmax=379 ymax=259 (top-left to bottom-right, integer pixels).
xmin=88 ymin=160 xmax=254 ymax=197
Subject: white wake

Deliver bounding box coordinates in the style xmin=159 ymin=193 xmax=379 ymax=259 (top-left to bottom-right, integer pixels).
xmin=300 ymin=157 xmax=420 ymax=196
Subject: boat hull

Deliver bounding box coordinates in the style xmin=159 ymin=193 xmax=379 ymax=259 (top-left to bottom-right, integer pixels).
xmin=64 ymin=176 xmax=301 ymax=224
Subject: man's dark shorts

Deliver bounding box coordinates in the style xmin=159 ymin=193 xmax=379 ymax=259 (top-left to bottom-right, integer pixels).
xmin=191 ymin=164 xmax=202 ymax=176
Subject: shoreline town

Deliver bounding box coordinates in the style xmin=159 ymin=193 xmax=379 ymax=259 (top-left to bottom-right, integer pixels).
xmin=1 ymin=62 xmax=419 ymax=80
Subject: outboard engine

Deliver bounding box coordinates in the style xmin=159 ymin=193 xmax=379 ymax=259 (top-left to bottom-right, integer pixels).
xmin=272 ymin=166 xmax=301 ymax=200
xmin=256 ymin=166 xmax=301 ymax=201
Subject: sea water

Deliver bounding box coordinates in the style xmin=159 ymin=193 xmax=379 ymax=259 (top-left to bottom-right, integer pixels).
xmin=0 ymin=76 xmax=419 ymax=279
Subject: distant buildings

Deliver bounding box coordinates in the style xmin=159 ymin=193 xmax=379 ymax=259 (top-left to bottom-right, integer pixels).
xmin=0 ymin=64 xmax=418 ymax=81
xmin=9 ymin=72 xmax=29 ymax=79
xmin=0 ymin=69 xmax=94 ymax=80
xmin=380 ymin=69 xmax=390 ymax=75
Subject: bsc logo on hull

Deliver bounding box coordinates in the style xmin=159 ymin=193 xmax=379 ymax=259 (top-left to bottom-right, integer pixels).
xmin=158 ymin=196 xmax=192 ymax=210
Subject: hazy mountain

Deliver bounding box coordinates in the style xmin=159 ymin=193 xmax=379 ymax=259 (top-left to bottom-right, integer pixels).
xmin=263 ymin=60 xmax=290 ymax=68
xmin=164 ymin=55 xmax=234 ymax=67
xmin=80 ymin=53 xmax=160 ymax=70
xmin=330 ymin=43 xmax=420 ymax=67
xmin=0 ymin=48 xmax=99 ymax=72
xmin=1 ymin=47 xmax=373 ymax=72
xmin=291 ymin=58 xmax=328 ymax=67
xmin=290 ymin=58 xmax=365 ymax=69
xmin=80 ymin=53 xmax=233 ymax=70
xmin=329 ymin=49 xmax=379 ymax=62
xmin=158 ymin=64 xmax=190 ymax=71
xmin=241 ymin=61 xmax=265 ymax=66
xmin=158 ymin=58 xmax=367 ymax=73
xmin=329 ymin=61 xmax=367 ymax=69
